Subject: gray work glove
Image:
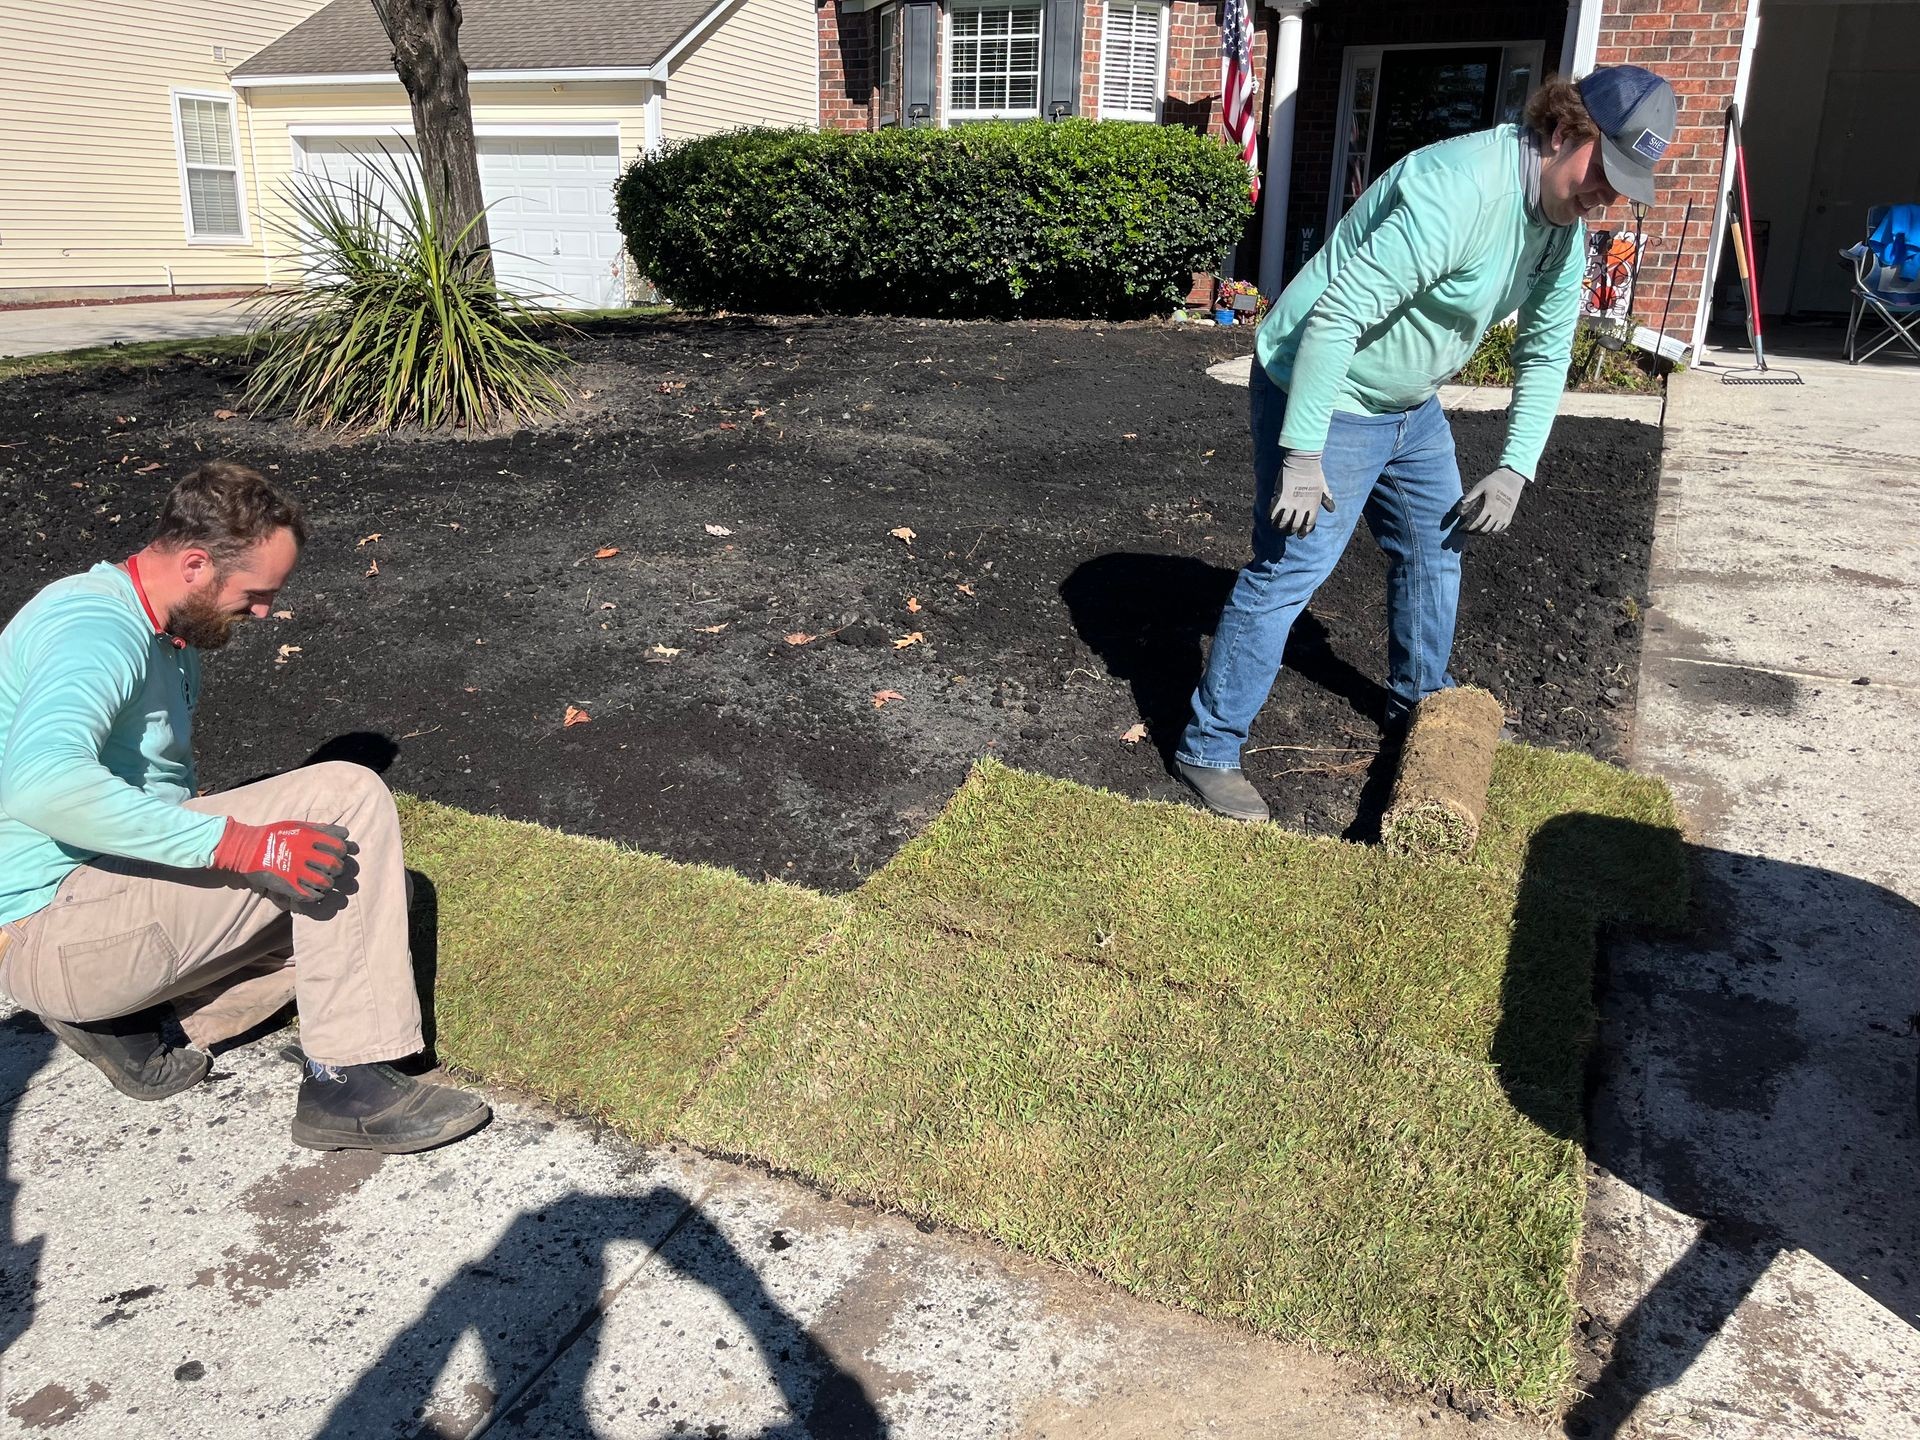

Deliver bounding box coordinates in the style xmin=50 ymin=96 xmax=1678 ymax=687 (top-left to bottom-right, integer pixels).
xmin=1270 ymin=449 xmax=1336 ymax=537
xmin=1459 ymin=467 xmax=1527 ymax=535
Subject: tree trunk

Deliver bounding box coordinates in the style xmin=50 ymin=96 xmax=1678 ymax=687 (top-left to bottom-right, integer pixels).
xmin=370 ymin=0 xmax=492 ymax=273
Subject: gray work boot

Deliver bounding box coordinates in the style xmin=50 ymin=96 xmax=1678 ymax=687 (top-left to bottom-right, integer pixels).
xmin=43 ymin=1010 xmax=210 ymax=1101
xmin=1174 ymin=759 xmax=1270 ymax=823
xmin=292 ymin=1060 xmax=491 ymax=1154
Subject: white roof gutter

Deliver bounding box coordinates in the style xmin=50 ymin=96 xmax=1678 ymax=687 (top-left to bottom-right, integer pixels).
xmin=235 ymin=65 xmax=668 ymax=87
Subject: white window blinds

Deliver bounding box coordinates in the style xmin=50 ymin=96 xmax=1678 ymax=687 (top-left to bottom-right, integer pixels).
xmin=1100 ymin=2 xmax=1165 ymax=121
xmin=176 ymin=96 xmax=243 ymax=239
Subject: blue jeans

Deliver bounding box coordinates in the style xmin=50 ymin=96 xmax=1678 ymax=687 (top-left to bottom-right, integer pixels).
xmin=1177 ymin=366 xmax=1462 ymax=770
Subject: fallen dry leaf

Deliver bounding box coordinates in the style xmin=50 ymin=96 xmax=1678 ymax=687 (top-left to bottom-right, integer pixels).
xmin=655 ymin=381 xmax=685 ymax=393
xmin=703 ymin=524 xmax=733 ymax=537
xmin=784 ymin=631 xmax=817 ymax=646
xmin=135 ymin=462 xmax=162 ymax=474
xmin=1120 ymin=722 xmax=1149 ymax=744
xmin=598 ymin=601 xmax=618 ymax=611
xmin=1202 ymin=449 xmax=1217 ymax=458
xmin=271 ymin=610 xmax=294 ymax=621
xmin=356 ymin=532 xmax=382 ymax=547
xmin=364 ymin=559 xmax=380 ymax=577
xmin=956 ymin=582 xmax=976 ymax=596
xmin=563 ymin=706 xmax=591 ymax=728
xmin=213 ymin=409 xmax=236 ymax=421
xmin=447 ymin=522 xmax=462 ymax=531
xmin=274 ymin=645 xmax=302 ymax=666
xmin=752 ymin=408 xmax=768 ymax=420
xmin=463 ymin=686 xmax=478 ymax=694
xmin=871 ymin=689 xmax=905 ymax=709
xmin=906 ymin=596 xmax=922 ymax=613
xmin=694 ymin=622 xmax=730 ymax=634
xmin=717 ymin=422 xmax=738 ymax=431
xmin=889 ymin=526 xmax=916 ymax=545
xmin=892 ymin=631 xmax=925 ymax=650
xmin=1121 ymin=433 xmax=1138 ymax=441
xmin=650 ymin=643 xmax=682 ymax=658
xmin=593 ymin=546 xmax=620 ymax=559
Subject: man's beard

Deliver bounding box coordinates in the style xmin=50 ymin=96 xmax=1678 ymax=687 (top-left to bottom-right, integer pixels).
xmin=165 ymin=589 xmax=243 ymax=650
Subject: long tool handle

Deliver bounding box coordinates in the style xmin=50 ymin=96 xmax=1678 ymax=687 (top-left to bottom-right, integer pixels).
xmin=1657 ymin=199 xmax=1695 ymax=349
xmin=1727 ymin=105 xmax=1768 ymax=369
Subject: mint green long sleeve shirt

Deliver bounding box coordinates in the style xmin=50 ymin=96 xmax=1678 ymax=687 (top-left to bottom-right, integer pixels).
xmin=0 ymin=563 xmax=226 ymax=925
xmin=1255 ymin=125 xmax=1585 ymax=480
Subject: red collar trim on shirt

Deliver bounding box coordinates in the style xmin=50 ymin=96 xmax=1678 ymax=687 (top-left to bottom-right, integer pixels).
xmin=123 ymin=555 xmax=186 ymax=650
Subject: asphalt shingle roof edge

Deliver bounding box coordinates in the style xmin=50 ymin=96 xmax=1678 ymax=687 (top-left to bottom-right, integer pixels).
xmin=233 ymin=0 xmax=725 ymax=79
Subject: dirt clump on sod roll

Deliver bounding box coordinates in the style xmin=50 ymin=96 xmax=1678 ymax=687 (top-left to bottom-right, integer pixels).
xmin=1381 ymin=687 xmax=1508 ymax=860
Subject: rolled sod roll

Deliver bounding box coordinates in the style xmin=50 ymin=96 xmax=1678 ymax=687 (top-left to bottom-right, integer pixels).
xmin=1380 ymin=686 xmax=1507 ymax=860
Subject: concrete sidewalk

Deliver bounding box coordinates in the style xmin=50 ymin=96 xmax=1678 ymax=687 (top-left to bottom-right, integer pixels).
xmin=1572 ymin=350 xmax=1920 ymax=1438
xmin=0 ymin=1006 xmax=1522 ymax=1438
xmin=1203 ymin=351 xmax=1666 ymax=423
xmin=0 ymin=297 xmax=256 ymax=358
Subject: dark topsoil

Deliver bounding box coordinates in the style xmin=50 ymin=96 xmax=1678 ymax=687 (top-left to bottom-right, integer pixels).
xmin=0 ymin=316 xmax=1659 ymax=890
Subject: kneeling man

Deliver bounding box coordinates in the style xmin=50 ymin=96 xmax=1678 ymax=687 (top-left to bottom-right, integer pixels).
xmin=0 ymin=461 xmax=488 ymax=1153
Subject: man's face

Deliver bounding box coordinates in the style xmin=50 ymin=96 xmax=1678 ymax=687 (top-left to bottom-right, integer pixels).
xmin=166 ymin=528 xmax=301 ymax=651
xmin=1540 ymin=127 xmax=1621 ymax=227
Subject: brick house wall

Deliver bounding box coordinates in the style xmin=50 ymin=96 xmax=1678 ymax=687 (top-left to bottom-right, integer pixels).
xmin=1594 ymin=0 xmax=1746 ymax=330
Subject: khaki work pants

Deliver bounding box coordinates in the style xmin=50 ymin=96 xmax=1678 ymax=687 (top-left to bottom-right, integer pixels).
xmin=0 ymin=761 xmax=422 ymax=1068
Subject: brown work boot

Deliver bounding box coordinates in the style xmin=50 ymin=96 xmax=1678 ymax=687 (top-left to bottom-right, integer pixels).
xmin=43 ymin=1009 xmax=210 ymax=1101
xmin=291 ymin=1059 xmax=490 ymax=1154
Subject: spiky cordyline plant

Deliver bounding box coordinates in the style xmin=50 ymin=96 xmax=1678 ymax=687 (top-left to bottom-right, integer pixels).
xmin=243 ymin=153 xmax=572 ymax=434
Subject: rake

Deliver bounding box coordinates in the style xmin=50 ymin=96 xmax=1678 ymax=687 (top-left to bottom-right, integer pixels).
xmin=1720 ymin=104 xmax=1802 ymax=386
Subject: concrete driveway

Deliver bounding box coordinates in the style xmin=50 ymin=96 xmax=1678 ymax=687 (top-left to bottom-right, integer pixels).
xmin=0 ymin=297 xmax=257 ymax=358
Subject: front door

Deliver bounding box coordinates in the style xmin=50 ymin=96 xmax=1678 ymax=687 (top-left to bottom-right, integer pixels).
xmin=1329 ymin=42 xmax=1543 ymax=232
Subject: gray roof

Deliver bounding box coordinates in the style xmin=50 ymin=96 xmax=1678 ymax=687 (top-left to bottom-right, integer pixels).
xmin=233 ymin=0 xmax=722 ymax=78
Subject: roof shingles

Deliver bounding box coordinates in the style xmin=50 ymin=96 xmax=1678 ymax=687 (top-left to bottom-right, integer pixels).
xmin=234 ymin=0 xmax=722 ymax=78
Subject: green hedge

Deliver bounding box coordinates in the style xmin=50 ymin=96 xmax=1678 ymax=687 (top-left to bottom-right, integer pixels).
xmin=616 ymin=121 xmax=1255 ymax=319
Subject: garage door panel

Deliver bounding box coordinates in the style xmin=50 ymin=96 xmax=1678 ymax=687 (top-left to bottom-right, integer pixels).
xmin=298 ymin=135 xmax=623 ymax=309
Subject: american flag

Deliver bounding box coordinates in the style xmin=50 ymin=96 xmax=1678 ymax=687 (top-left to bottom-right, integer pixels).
xmin=1220 ymin=0 xmax=1260 ymax=201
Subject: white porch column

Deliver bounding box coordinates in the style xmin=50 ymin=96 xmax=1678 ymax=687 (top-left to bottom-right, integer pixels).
xmin=1559 ymin=0 xmax=1602 ymax=79
xmin=1257 ymin=2 xmax=1313 ymax=296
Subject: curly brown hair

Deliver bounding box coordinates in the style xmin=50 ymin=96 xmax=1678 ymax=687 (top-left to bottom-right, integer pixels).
xmin=151 ymin=460 xmax=309 ymax=566
xmin=1524 ymin=77 xmax=1601 ymax=146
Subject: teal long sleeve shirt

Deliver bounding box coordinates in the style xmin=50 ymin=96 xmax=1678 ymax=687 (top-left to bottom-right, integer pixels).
xmin=1254 ymin=125 xmax=1586 ymax=480
xmin=0 ymin=563 xmax=226 ymax=925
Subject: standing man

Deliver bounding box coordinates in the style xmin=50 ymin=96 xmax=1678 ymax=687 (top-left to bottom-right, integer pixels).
xmin=1176 ymin=66 xmax=1676 ymax=821
xmin=0 ymin=462 xmax=489 ymax=1153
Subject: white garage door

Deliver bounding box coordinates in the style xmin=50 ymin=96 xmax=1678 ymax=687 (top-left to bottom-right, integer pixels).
xmin=296 ymin=136 xmax=626 ymax=309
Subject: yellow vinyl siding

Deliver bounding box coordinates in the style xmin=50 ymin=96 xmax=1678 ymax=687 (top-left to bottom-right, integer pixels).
xmin=240 ymin=83 xmax=656 ymax=278
xmin=662 ymin=0 xmax=817 ymax=141
xmin=0 ymin=0 xmax=327 ymax=296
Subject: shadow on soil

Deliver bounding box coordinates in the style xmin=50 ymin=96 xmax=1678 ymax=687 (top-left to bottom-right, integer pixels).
xmin=313 ymin=1187 xmax=886 ymax=1439
xmin=1498 ymin=815 xmax=1920 ymax=1437
xmin=1059 ymin=550 xmax=1399 ymax=836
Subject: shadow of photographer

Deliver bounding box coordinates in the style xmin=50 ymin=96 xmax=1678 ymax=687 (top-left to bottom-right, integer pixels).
xmin=1498 ymin=814 xmax=1920 ymax=1436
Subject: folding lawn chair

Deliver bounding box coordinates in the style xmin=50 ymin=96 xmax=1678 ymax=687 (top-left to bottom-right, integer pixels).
xmin=1841 ymin=204 xmax=1920 ymax=365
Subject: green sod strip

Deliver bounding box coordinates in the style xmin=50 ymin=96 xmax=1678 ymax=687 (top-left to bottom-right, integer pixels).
xmin=397 ymin=796 xmax=847 ymax=1139
xmin=679 ymin=753 xmax=1686 ymax=1408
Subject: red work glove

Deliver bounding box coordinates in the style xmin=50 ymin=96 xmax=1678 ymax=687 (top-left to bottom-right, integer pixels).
xmin=211 ymin=819 xmax=350 ymax=903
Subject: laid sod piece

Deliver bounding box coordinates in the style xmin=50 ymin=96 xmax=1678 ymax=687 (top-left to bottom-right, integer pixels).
xmin=397 ymin=796 xmax=846 ymax=1139
xmin=1381 ymin=686 xmax=1508 ymax=860
xmin=680 ymin=754 xmax=1685 ymax=1409
xmin=0 ymin=333 xmax=253 ymax=382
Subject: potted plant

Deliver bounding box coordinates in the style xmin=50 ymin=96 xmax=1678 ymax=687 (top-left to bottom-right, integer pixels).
xmin=1215 ymin=278 xmax=1265 ymax=325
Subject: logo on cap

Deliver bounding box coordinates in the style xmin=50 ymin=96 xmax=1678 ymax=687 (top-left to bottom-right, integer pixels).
xmin=1631 ymin=127 xmax=1669 ymax=162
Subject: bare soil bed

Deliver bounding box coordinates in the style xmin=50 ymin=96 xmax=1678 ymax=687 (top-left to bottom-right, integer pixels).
xmin=0 ymin=315 xmax=1659 ymax=889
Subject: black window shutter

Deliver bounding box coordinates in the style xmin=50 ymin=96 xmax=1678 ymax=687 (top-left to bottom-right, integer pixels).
xmin=903 ymin=0 xmax=938 ymax=126
xmin=1042 ymin=0 xmax=1083 ymax=119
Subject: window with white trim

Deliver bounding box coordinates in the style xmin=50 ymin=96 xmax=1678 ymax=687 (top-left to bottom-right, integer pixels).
xmin=1099 ymin=1 xmax=1167 ymax=121
xmin=947 ymin=3 xmax=1044 ymax=120
xmin=875 ymin=4 xmax=900 ymax=122
xmin=174 ymin=94 xmax=246 ymax=240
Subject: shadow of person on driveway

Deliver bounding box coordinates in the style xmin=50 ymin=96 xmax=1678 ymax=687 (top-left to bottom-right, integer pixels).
xmin=1494 ymin=814 xmax=1920 ymax=1437
xmin=314 ymin=1186 xmax=887 ymax=1439
xmin=0 ymin=1015 xmax=58 ymax=1383
xmin=1059 ymin=551 xmax=1389 ymax=770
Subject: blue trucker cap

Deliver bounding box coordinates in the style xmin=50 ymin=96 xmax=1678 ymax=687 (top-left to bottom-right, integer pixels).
xmin=1577 ymin=65 xmax=1677 ymax=207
